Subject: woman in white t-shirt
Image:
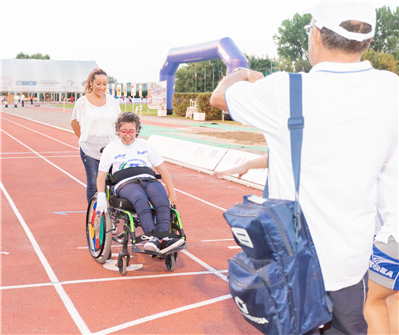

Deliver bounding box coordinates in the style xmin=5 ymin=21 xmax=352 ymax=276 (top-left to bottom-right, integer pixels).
xmin=96 ymin=113 xmax=185 ymax=254
xmin=71 ymin=68 xmax=121 ymax=202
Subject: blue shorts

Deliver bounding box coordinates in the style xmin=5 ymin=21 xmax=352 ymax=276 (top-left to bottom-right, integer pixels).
xmin=369 ymin=236 xmax=399 ymax=291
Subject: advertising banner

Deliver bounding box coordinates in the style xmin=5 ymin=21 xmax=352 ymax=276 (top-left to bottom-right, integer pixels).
xmin=131 ymin=83 xmax=136 ymax=97
xmin=117 ymin=84 xmax=121 ymax=97
xmin=147 ymin=81 xmax=167 ymax=110
xmin=111 ymin=84 xmax=115 ymax=96
xmin=139 ymin=83 xmax=142 ymax=97
xmin=123 ymin=83 xmax=127 ymax=97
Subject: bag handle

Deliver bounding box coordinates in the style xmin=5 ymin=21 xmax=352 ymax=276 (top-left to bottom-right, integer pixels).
xmin=262 ymin=73 xmax=304 ymax=239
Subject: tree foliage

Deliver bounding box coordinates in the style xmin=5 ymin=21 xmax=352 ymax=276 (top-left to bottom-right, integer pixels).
xmin=175 ymin=60 xmax=226 ymax=93
xmin=16 ymin=52 xmax=50 ymax=59
xmin=108 ymin=76 xmax=117 ymax=83
xmin=370 ymin=6 xmax=399 ymax=60
xmin=273 ymin=13 xmax=312 ymax=61
xmin=362 ymin=49 xmax=399 ymax=74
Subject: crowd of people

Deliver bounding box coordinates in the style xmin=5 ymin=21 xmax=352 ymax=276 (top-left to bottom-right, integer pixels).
xmin=14 ymin=2 xmax=391 ymax=334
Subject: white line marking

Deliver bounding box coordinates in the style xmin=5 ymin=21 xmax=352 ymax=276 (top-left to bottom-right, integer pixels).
xmin=181 ymin=250 xmax=228 ymax=282
xmin=161 ymin=182 xmax=227 ymax=211
xmin=1 ymin=155 xmax=79 ymax=160
xmin=1 ymin=112 xmax=74 ymax=134
xmin=92 ymin=294 xmax=232 ymax=335
xmin=2 ymin=116 xmax=79 ymax=149
xmin=201 ymin=239 xmax=234 ymax=242
xmin=1 ymin=252 xmax=10 ymax=255
xmin=0 ymin=182 xmax=91 ymax=334
xmin=0 ymin=130 xmax=86 ymax=187
xmin=0 ymin=270 xmax=228 ymax=290
xmin=228 ymin=246 xmax=241 ymax=249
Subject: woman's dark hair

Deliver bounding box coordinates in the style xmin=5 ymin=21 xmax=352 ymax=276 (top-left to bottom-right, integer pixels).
xmin=115 ymin=112 xmax=142 ymax=137
xmin=320 ymin=20 xmax=373 ymax=54
xmin=84 ymin=68 xmax=108 ymax=94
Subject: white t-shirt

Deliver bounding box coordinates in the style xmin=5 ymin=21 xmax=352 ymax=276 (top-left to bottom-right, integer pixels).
xmin=226 ymin=61 xmax=398 ymax=291
xmin=21 ymin=94 xmax=25 ymax=101
xmin=71 ymin=95 xmax=121 ymax=160
xmin=99 ymin=138 xmax=164 ymax=191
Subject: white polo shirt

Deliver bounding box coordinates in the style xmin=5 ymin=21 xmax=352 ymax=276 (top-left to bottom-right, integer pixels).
xmin=225 ymin=61 xmax=398 ymax=291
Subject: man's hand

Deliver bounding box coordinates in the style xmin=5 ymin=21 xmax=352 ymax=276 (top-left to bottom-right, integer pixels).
xmin=96 ymin=192 xmax=108 ymax=214
xmin=210 ymin=69 xmax=264 ymax=111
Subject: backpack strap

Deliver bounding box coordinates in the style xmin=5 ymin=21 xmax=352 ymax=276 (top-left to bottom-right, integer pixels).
xmin=262 ymin=73 xmax=304 ymax=239
xmin=288 ymin=73 xmax=304 ymax=240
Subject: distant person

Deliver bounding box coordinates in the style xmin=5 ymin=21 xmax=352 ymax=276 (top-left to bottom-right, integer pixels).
xmin=30 ymin=94 xmax=33 ymax=105
xmin=5 ymin=95 xmax=8 ymax=108
xmin=70 ymin=68 xmax=121 ymax=203
xmin=14 ymin=94 xmax=20 ymax=108
xmin=20 ymin=93 xmax=25 ymax=107
xmin=70 ymin=95 xmax=74 ymax=103
xmin=210 ymin=2 xmax=397 ymax=334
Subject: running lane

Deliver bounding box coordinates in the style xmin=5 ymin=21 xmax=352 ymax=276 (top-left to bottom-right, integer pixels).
xmin=1 ymin=112 xmax=262 ymax=334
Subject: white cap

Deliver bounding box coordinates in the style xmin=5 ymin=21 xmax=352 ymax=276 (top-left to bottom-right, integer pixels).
xmin=304 ymin=1 xmax=376 ymax=42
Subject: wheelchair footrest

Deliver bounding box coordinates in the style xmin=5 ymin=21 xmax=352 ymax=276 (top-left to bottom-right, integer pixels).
xmin=131 ymin=240 xmax=187 ymax=256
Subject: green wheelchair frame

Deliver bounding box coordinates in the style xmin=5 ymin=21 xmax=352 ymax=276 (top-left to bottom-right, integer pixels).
xmin=85 ymin=173 xmax=187 ymax=275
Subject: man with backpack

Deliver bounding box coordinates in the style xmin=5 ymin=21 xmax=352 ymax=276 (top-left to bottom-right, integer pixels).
xmin=211 ymin=2 xmax=398 ymax=334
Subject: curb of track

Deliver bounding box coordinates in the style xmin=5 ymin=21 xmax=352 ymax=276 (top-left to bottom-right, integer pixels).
xmin=1 ymin=111 xmax=263 ymax=191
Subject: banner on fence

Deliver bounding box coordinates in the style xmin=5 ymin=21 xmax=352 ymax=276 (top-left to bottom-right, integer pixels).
xmin=116 ymin=84 xmax=121 ymax=97
xmin=148 ymin=81 xmax=167 ymax=110
xmin=131 ymin=83 xmax=136 ymax=97
xmin=123 ymin=83 xmax=127 ymax=97
xmin=111 ymin=84 xmax=115 ymax=96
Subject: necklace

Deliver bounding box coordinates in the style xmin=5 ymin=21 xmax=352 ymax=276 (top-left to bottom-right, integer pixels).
xmin=95 ymin=94 xmax=105 ymax=107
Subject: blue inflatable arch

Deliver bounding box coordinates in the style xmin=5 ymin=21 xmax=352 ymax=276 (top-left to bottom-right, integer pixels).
xmin=160 ymin=37 xmax=248 ymax=114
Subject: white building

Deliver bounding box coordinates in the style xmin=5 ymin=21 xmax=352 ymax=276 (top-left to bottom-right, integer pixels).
xmin=1 ymin=59 xmax=98 ymax=103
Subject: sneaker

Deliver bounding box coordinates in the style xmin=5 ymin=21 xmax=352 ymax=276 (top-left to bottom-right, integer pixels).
xmin=143 ymin=236 xmax=161 ymax=252
xmin=159 ymin=237 xmax=185 ymax=254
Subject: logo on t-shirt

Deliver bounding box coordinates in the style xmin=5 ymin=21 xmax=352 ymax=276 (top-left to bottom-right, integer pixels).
xmin=114 ymin=154 xmax=127 ymax=160
xmin=119 ymin=158 xmax=147 ymax=170
xmin=137 ymin=150 xmax=148 ymax=155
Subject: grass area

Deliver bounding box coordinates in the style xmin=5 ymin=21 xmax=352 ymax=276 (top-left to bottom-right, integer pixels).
xmin=54 ymin=103 xmax=241 ymax=125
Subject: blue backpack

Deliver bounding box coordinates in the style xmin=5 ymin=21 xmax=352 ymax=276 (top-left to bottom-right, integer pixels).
xmin=223 ymin=74 xmax=333 ymax=335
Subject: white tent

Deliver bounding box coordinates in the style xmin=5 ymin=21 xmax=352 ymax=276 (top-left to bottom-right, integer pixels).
xmin=1 ymin=59 xmax=98 ymax=102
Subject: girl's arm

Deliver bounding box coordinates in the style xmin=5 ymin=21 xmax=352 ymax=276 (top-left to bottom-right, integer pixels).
xmin=154 ymin=163 xmax=177 ymax=205
xmin=214 ymin=154 xmax=268 ymax=179
xmin=71 ymin=119 xmax=81 ymax=138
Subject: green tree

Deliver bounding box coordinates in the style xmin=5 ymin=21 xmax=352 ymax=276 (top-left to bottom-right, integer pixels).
xmin=293 ymin=58 xmax=312 ymax=73
xmin=247 ymin=54 xmax=273 ymax=75
xmin=108 ymin=76 xmax=117 ymax=83
xmin=175 ymin=59 xmax=226 ymax=93
xmin=362 ymin=49 xmax=399 ymax=74
xmin=370 ymin=6 xmax=399 ymax=60
xmin=273 ymin=13 xmax=312 ymax=61
xmin=16 ymin=52 xmax=50 ymax=59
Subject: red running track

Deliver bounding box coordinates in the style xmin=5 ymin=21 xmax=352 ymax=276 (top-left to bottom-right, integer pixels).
xmin=0 ymin=112 xmax=263 ymax=335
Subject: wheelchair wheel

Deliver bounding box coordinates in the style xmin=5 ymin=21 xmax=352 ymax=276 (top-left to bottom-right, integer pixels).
xmin=119 ymin=256 xmax=128 ymax=276
xmin=165 ymin=254 xmax=175 ymax=271
xmin=86 ymin=194 xmax=112 ymax=264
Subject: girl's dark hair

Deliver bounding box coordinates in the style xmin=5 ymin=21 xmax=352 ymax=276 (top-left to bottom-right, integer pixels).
xmin=84 ymin=68 xmax=108 ymax=94
xmin=115 ymin=112 xmax=141 ymax=137
xmin=320 ymin=20 xmax=373 ymax=54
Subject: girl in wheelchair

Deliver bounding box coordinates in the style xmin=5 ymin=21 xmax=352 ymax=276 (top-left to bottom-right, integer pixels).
xmin=96 ymin=112 xmax=185 ymax=254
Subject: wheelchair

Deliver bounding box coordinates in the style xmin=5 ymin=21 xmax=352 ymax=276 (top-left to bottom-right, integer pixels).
xmin=85 ymin=167 xmax=187 ymax=275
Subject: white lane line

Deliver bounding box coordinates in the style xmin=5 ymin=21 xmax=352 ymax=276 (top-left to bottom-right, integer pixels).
xmin=92 ymin=294 xmax=232 ymax=335
xmin=1 ymin=112 xmax=74 ymax=134
xmin=0 ymin=130 xmax=86 ymax=187
xmin=201 ymin=239 xmax=234 ymax=242
xmin=1 ymin=155 xmax=79 ymax=160
xmin=228 ymin=246 xmax=241 ymax=249
xmin=0 ymin=182 xmax=91 ymax=334
xmin=160 ymin=182 xmax=227 ymax=212
xmin=1 ymin=252 xmax=10 ymax=255
xmin=181 ymin=250 xmax=228 ymax=282
xmin=1 ymin=116 xmax=78 ymax=149
xmin=0 ymin=270 xmax=228 ymax=291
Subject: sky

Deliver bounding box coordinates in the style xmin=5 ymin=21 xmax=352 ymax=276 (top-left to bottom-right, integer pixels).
xmin=1 ymin=0 xmax=398 ymax=83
